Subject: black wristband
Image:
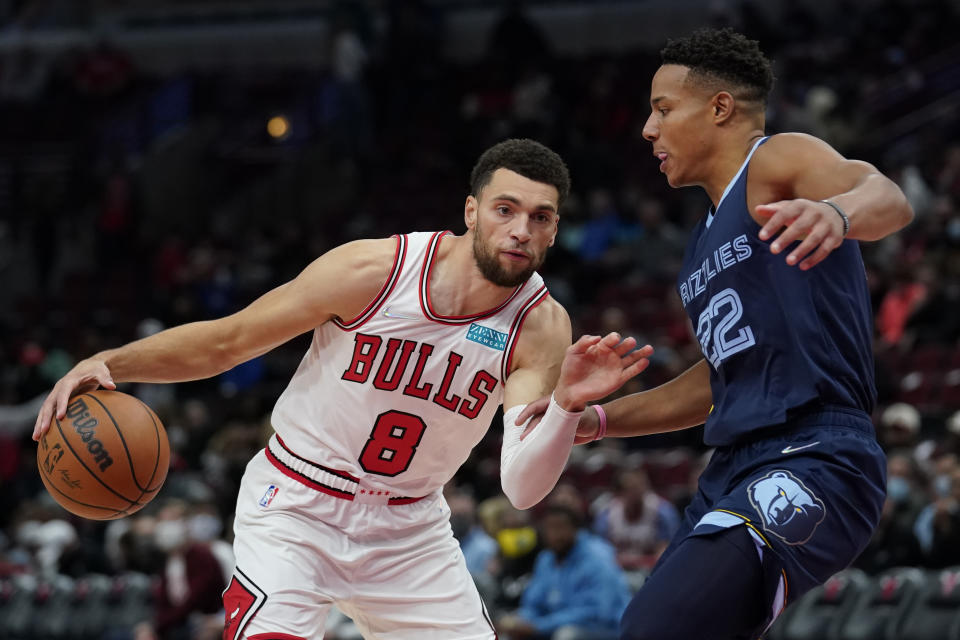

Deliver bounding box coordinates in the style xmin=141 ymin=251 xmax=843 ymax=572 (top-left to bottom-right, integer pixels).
xmin=820 ymin=199 xmax=850 ymax=237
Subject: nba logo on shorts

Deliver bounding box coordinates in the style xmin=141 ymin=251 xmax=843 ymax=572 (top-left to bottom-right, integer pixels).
xmin=259 ymin=484 xmax=279 ymax=508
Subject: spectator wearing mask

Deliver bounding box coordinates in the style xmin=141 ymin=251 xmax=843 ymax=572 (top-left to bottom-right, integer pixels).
xmin=926 ymin=467 xmax=960 ymax=567
xmin=133 ymin=500 xmax=227 ymax=640
xmin=916 ymin=459 xmax=960 ymax=567
xmin=853 ymin=453 xmax=924 ymax=573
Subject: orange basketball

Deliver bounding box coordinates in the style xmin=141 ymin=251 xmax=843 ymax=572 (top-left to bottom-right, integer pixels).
xmin=37 ymin=390 xmax=170 ymax=520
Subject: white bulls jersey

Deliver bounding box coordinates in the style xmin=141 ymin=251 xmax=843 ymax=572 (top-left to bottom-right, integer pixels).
xmin=270 ymin=231 xmax=549 ymax=497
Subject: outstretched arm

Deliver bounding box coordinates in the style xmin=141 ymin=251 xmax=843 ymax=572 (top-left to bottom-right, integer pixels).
xmin=499 ymin=298 xmax=652 ymax=509
xmin=518 ymin=358 xmax=711 ymax=444
xmin=579 ymin=358 xmax=711 ymax=441
xmin=753 ymin=133 xmax=914 ymax=270
xmin=33 ymin=238 xmax=397 ymax=440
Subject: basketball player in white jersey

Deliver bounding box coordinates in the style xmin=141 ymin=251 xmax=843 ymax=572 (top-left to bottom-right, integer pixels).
xmin=34 ymin=139 xmax=653 ymax=639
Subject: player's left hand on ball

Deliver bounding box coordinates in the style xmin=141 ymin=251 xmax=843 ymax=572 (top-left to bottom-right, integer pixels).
xmin=33 ymin=358 xmax=116 ymax=441
xmin=756 ymin=199 xmax=846 ymax=270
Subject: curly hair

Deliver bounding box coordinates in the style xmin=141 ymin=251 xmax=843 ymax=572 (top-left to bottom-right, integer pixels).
xmin=470 ymin=138 xmax=571 ymax=207
xmin=661 ymin=28 xmax=774 ymax=104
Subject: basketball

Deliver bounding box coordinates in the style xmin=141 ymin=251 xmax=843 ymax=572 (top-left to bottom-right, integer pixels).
xmin=37 ymin=390 xmax=170 ymax=520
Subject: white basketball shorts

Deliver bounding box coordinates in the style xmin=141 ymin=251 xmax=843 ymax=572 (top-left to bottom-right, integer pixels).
xmin=222 ymin=435 xmax=496 ymax=640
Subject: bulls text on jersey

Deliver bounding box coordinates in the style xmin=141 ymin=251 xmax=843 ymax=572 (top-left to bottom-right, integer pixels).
xmin=341 ymin=333 xmax=499 ymax=420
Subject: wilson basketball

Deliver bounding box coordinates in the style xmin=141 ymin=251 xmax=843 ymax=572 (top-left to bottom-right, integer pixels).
xmin=37 ymin=390 xmax=170 ymax=520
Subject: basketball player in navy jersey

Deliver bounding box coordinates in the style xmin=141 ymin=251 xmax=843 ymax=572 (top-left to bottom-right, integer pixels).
xmin=519 ymin=29 xmax=913 ymax=639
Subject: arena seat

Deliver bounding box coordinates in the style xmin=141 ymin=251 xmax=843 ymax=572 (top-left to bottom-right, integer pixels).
xmin=896 ymin=567 xmax=960 ymax=640
xmin=643 ymin=449 xmax=692 ymax=499
xmin=101 ymin=572 xmax=155 ymax=636
xmin=906 ymin=346 xmax=946 ymax=373
xmin=940 ymin=368 xmax=960 ymax=409
xmin=767 ymin=568 xmax=871 ymax=640
xmin=835 ymin=567 xmax=926 ymax=640
xmin=0 ymin=574 xmax=38 ymax=640
xmin=763 ymin=600 xmax=794 ymax=640
xmin=69 ymin=573 xmax=113 ymax=640
xmin=897 ymin=371 xmax=937 ymax=407
xmin=28 ymin=573 xmax=76 ymax=639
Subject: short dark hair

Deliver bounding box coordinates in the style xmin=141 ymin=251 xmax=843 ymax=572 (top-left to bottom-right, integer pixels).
xmin=470 ymin=138 xmax=571 ymax=208
xmin=661 ymin=28 xmax=774 ymax=104
xmin=541 ymin=503 xmax=582 ymax=529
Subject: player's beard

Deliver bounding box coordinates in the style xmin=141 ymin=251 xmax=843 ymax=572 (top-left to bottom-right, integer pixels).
xmin=472 ymin=226 xmax=545 ymax=288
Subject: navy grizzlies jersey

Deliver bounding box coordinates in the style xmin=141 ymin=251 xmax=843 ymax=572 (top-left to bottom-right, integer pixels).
xmin=677 ymin=137 xmax=876 ymax=446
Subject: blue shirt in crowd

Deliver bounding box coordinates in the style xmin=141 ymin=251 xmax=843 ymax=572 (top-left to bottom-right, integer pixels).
xmin=518 ymin=532 xmax=632 ymax=634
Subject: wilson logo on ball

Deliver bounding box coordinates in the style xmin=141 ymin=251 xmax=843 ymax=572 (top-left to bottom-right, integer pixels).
xmin=66 ymin=398 xmax=115 ymax=471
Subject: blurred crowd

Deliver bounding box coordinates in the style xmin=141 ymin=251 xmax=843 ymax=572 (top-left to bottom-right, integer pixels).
xmin=0 ymin=0 xmax=959 ymax=638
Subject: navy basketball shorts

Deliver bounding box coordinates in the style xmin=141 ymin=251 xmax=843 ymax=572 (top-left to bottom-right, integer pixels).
xmin=656 ymin=407 xmax=885 ymax=631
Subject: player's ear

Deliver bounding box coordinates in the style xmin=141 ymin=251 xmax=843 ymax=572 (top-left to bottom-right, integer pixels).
xmin=712 ymin=91 xmax=735 ymax=124
xmin=464 ymin=195 xmax=478 ymax=230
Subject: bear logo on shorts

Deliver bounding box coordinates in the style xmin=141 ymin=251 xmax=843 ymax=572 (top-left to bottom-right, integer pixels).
xmin=748 ymin=470 xmax=825 ymax=545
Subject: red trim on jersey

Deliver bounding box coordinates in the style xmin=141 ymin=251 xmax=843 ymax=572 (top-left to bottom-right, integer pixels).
xmin=334 ymin=233 xmax=407 ymax=331
xmin=501 ymin=285 xmax=550 ymax=382
xmin=276 ymin=435 xmax=360 ymax=482
xmin=247 ymin=634 xmax=307 ymax=640
xmin=418 ymin=230 xmax=526 ymax=325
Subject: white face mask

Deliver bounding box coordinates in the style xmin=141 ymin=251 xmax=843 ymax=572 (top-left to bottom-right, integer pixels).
xmin=187 ymin=514 xmax=222 ymax=542
xmin=154 ymin=519 xmax=188 ymax=552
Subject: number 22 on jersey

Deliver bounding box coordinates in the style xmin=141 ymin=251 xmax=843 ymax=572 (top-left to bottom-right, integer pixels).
xmin=696 ymin=287 xmax=756 ymax=368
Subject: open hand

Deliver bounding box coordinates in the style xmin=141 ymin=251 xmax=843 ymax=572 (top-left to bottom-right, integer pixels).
xmin=515 ymin=333 xmax=652 ymax=442
xmin=757 ymin=199 xmax=846 ymax=270
xmin=553 ymin=333 xmax=653 ymax=411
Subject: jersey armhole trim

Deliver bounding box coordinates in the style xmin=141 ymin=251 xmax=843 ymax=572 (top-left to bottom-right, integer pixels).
xmin=334 ymin=234 xmax=407 ymax=331
xmin=500 ymin=285 xmax=550 ymax=383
